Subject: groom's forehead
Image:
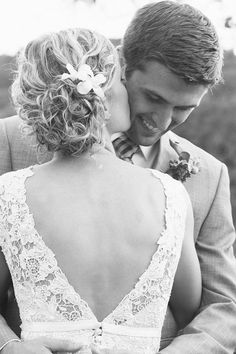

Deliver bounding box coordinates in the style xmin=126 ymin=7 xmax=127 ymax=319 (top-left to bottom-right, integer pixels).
xmin=126 ymin=63 xmax=175 ymax=93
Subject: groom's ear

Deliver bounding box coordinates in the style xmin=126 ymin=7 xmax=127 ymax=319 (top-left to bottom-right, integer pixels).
xmin=116 ymin=45 xmax=126 ymax=82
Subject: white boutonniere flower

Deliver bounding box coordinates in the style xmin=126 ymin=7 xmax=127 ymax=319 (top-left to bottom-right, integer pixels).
xmin=61 ymin=63 xmax=106 ymax=99
xmin=167 ymin=139 xmax=200 ymax=182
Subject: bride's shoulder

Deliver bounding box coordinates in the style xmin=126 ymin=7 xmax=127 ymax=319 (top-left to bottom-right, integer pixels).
xmin=148 ymin=168 xmax=190 ymax=204
xmin=148 ymin=168 xmax=182 ymax=187
xmin=0 ymin=166 xmax=35 ymax=190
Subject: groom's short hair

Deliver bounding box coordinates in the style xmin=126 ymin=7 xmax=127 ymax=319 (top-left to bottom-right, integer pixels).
xmin=122 ymin=0 xmax=223 ymax=87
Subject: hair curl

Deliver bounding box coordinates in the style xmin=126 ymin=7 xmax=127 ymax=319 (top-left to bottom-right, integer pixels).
xmin=11 ymin=28 xmax=118 ymax=156
xmin=123 ymin=1 xmax=223 ymax=86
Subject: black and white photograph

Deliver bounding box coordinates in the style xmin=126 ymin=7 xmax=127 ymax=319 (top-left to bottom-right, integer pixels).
xmin=0 ymin=1 xmax=236 ymax=353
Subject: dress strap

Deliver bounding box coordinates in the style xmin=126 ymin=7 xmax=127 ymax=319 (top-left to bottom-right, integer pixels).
xmin=0 ymin=166 xmax=35 ymax=241
xmin=148 ymin=169 xmax=188 ymax=246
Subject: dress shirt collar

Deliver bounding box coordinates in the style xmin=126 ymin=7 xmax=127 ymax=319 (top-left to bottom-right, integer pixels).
xmin=111 ymin=131 xmax=179 ymax=172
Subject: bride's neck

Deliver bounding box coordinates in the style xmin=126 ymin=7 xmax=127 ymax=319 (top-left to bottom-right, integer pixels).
xmin=53 ymin=138 xmax=114 ymax=165
xmin=51 ymin=126 xmax=116 ymax=165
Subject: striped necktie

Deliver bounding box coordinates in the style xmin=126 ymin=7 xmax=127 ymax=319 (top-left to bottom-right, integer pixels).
xmin=112 ymin=135 xmax=140 ymax=164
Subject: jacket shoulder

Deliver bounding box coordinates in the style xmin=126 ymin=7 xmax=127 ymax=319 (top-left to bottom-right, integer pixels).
xmin=0 ymin=115 xmax=23 ymax=139
xmin=0 ymin=116 xmax=40 ymax=170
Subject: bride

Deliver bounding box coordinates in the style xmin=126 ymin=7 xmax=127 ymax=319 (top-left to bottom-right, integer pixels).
xmin=0 ymin=28 xmax=201 ymax=354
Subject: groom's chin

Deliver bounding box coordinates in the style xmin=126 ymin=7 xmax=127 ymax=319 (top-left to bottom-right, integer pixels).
xmin=127 ymin=129 xmax=161 ymax=146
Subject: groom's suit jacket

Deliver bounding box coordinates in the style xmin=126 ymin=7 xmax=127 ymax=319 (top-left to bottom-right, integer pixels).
xmin=0 ymin=115 xmax=236 ymax=353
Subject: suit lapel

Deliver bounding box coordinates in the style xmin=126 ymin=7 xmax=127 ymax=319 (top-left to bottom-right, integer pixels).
xmin=155 ymin=132 xmax=202 ymax=242
xmin=152 ymin=132 xmax=179 ymax=172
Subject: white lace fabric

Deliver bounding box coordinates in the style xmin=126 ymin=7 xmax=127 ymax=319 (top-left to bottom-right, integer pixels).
xmin=0 ymin=167 xmax=187 ymax=354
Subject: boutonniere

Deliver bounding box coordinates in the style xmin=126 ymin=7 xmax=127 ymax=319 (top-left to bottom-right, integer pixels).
xmin=166 ymin=139 xmax=200 ymax=182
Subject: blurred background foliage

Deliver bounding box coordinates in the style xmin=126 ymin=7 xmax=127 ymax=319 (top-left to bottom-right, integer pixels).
xmin=0 ymin=49 xmax=236 ymax=243
xmin=175 ymin=50 xmax=236 ymax=230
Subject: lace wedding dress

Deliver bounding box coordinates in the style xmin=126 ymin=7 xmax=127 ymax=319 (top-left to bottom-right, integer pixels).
xmin=0 ymin=167 xmax=188 ymax=354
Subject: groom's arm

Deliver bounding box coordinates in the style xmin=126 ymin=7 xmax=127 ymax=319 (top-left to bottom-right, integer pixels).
xmin=0 ymin=314 xmax=20 ymax=349
xmin=0 ymin=118 xmax=12 ymax=175
xmin=0 ymin=251 xmax=20 ymax=348
xmin=160 ymin=163 xmax=236 ymax=354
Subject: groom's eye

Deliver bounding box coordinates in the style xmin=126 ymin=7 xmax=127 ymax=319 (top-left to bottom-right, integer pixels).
xmin=174 ymin=106 xmax=193 ymax=113
xmin=147 ymin=94 xmax=162 ymax=104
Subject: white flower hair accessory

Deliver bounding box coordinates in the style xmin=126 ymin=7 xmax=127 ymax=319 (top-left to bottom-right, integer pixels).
xmin=61 ymin=63 xmax=106 ymax=99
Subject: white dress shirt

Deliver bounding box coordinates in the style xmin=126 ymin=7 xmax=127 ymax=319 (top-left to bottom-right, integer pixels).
xmin=111 ymin=133 xmax=171 ymax=171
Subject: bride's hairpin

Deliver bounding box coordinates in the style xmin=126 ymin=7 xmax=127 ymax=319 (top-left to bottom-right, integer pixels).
xmin=61 ymin=63 xmax=106 ymax=99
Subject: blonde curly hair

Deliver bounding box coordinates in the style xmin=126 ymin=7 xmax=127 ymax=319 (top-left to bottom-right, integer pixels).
xmin=11 ymin=28 xmax=118 ymax=156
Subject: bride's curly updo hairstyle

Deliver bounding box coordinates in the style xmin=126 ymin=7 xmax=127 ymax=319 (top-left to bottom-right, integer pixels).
xmin=12 ymin=28 xmax=118 ymax=156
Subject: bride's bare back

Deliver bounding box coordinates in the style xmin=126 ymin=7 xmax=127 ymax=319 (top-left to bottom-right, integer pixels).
xmin=25 ymin=149 xmax=166 ymax=322
xmin=0 ymin=149 xmax=201 ymax=353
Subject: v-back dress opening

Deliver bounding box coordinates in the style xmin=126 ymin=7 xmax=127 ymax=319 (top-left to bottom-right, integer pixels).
xmin=0 ymin=167 xmax=187 ymax=353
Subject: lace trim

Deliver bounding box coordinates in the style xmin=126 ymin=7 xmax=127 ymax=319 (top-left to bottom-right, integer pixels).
xmin=0 ymin=167 xmax=187 ymax=353
xmin=105 ymin=170 xmax=186 ymax=330
xmin=0 ymin=167 xmax=95 ymax=323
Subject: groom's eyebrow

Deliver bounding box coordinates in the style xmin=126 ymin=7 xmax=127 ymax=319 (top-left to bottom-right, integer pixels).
xmin=143 ymin=88 xmax=198 ymax=109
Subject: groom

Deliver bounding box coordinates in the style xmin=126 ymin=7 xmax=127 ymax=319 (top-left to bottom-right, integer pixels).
xmin=0 ymin=1 xmax=236 ymax=353
xmin=116 ymin=2 xmax=236 ymax=353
